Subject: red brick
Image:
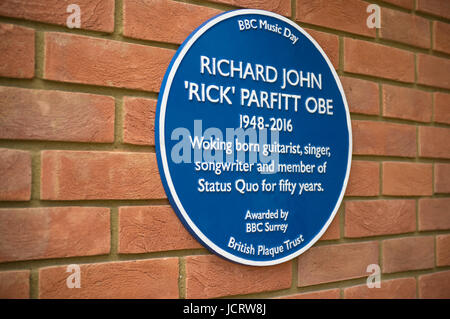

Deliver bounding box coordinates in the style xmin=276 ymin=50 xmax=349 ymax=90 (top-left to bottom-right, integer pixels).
xmin=0 ymin=270 xmax=30 ymax=299
xmin=433 ymin=21 xmax=450 ymax=54
xmin=344 ymin=38 xmax=415 ymax=83
xmin=297 ymin=242 xmax=378 ymax=287
xmin=382 ymin=236 xmax=434 ymax=273
xmin=434 ymin=92 xmax=450 ymax=125
xmin=435 ymin=163 xmax=450 ymax=194
xmin=380 ymin=8 xmax=430 ymax=49
xmin=44 ymin=32 xmax=174 ymax=93
xmin=280 ymin=289 xmax=340 ymax=299
xmin=417 ymin=0 xmax=450 ymax=20
xmin=296 ymin=0 xmax=375 ymax=37
xmin=382 ymin=0 xmax=414 ymax=9
xmin=0 ymin=148 xmax=31 ymax=201
xmin=419 ymin=271 xmax=450 ymax=298
xmin=382 ymin=85 xmax=432 ymax=122
xmin=382 ymin=162 xmax=433 ymax=196
xmin=124 ymin=0 xmax=220 ymax=44
xmin=340 ymin=76 xmax=379 ymax=116
xmin=41 ymin=151 xmax=165 ymax=200
xmin=419 ymin=126 xmax=450 ymax=159
xmin=352 ymin=120 xmax=416 ymax=157
xmin=185 ymin=254 xmax=291 ymax=298
xmin=345 ymin=161 xmax=380 ymax=197
xmin=417 ymin=54 xmax=450 ymax=90
xmin=320 ymin=210 xmax=340 ymax=241
xmin=419 ymin=198 xmax=450 ymax=231
xmin=345 ymin=200 xmax=416 ymax=238
xmin=118 ymin=205 xmax=202 ymax=254
xmin=437 ymin=235 xmax=450 ymax=267
xmin=0 ymin=86 xmax=115 ymax=143
xmin=0 ymin=207 xmax=110 ymax=263
xmin=123 ymin=97 xmax=155 ymax=146
xmin=305 ymin=28 xmax=339 ymax=70
xmin=344 ymin=278 xmax=416 ymax=299
xmin=39 ymin=258 xmax=179 ymax=298
xmin=0 ymin=23 xmax=34 ymax=79
xmin=208 ymin=0 xmax=291 ymax=16
xmin=0 ymin=0 xmax=114 ymax=32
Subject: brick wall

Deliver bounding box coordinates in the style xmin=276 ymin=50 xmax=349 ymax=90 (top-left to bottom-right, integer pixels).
xmin=0 ymin=0 xmax=449 ymax=299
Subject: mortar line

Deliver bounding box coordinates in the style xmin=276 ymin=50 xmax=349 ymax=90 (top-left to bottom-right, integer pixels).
xmin=291 ymin=0 xmax=296 ymax=21
xmin=110 ymin=207 xmax=119 ymax=259
xmin=291 ymin=256 xmax=298 ymax=293
xmin=30 ymin=268 xmax=39 ymax=299
xmin=179 ymin=257 xmax=186 ymax=299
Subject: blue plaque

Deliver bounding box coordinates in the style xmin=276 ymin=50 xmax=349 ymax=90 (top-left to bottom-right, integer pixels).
xmin=156 ymin=9 xmax=352 ymax=266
